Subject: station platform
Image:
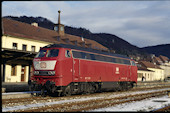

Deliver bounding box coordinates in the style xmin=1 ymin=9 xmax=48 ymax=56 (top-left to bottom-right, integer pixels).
xmin=2 ymin=82 xmax=29 ymax=92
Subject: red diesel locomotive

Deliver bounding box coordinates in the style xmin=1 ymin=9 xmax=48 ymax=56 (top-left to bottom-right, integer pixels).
xmin=28 ymin=44 xmax=137 ymax=96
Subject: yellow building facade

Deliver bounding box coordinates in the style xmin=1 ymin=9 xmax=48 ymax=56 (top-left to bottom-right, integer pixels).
xmin=2 ymin=35 xmax=51 ymax=82
xmin=160 ymin=65 xmax=170 ymax=79
xmin=138 ymin=61 xmax=165 ymax=81
xmin=147 ymin=68 xmax=164 ymax=81
xmin=137 ymin=69 xmax=154 ymax=81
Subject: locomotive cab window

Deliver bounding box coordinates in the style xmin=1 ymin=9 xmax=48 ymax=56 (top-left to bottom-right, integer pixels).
xmin=66 ymin=50 xmax=71 ymax=57
xmin=72 ymin=51 xmax=82 ymax=58
xmin=124 ymin=60 xmax=131 ymax=65
xmin=46 ymin=49 xmax=59 ymax=57
xmin=105 ymin=56 xmax=112 ymax=62
xmin=115 ymin=58 xmax=121 ymax=64
xmin=131 ymin=61 xmax=136 ymax=66
xmin=86 ymin=53 xmax=92 ymax=60
xmin=81 ymin=52 xmax=86 ymax=59
xmin=35 ymin=50 xmax=47 ymax=58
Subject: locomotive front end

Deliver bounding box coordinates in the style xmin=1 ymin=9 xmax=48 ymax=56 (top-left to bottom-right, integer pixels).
xmin=28 ymin=48 xmax=61 ymax=95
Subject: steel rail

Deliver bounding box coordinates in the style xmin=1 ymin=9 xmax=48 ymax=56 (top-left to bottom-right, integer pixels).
xmin=2 ymin=85 xmax=170 ymax=105
xmin=10 ymin=90 xmax=168 ymax=112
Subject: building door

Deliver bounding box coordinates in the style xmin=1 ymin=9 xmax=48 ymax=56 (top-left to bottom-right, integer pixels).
xmin=21 ymin=66 xmax=26 ymax=82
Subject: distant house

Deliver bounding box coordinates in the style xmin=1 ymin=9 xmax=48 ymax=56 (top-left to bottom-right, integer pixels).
xmin=152 ymin=55 xmax=170 ymax=79
xmin=159 ymin=55 xmax=169 ymax=63
xmin=1 ymin=11 xmax=108 ymax=82
xmin=137 ymin=65 xmax=154 ymax=81
xmin=153 ymin=56 xmax=163 ymax=65
xmin=138 ymin=61 xmax=164 ymax=81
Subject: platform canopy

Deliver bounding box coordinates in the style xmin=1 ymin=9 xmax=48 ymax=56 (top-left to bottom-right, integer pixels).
xmin=1 ymin=48 xmax=37 ymax=65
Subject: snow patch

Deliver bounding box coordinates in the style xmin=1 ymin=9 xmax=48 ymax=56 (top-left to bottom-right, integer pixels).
xmin=92 ymin=95 xmax=170 ymax=112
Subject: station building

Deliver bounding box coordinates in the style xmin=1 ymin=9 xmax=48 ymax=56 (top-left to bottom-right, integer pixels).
xmin=1 ymin=11 xmax=108 ymax=83
xmin=137 ymin=66 xmax=154 ymax=81
xmin=137 ymin=61 xmax=164 ymax=81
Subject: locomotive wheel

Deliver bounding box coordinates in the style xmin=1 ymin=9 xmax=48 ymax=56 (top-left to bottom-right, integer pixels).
xmin=29 ymin=84 xmax=36 ymax=96
xmin=127 ymin=82 xmax=133 ymax=90
xmin=41 ymin=88 xmax=47 ymax=97
xmin=119 ymin=82 xmax=128 ymax=91
xmin=86 ymin=83 xmax=91 ymax=94
xmin=63 ymin=86 xmax=71 ymax=96
xmin=89 ymin=83 xmax=96 ymax=94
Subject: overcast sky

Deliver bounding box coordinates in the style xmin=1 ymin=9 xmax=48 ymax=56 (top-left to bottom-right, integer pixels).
xmin=2 ymin=1 xmax=170 ymax=47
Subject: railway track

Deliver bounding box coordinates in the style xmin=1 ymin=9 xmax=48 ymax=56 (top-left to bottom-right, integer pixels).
xmin=2 ymin=85 xmax=169 ymax=105
xmin=3 ymin=87 xmax=169 ymax=112
xmin=152 ymin=105 xmax=170 ymax=112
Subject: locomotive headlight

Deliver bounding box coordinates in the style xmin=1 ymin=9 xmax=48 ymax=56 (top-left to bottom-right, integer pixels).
xmin=48 ymin=71 xmax=55 ymax=75
xmin=34 ymin=71 xmax=39 ymax=75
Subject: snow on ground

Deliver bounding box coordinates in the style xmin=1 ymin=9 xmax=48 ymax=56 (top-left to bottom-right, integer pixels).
xmin=92 ymin=95 xmax=170 ymax=112
xmin=107 ymin=88 xmax=170 ymax=99
xmin=2 ymin=88 xmax=170 ymax=112
xmin=2 ymin=97 xmax=102 ymax=112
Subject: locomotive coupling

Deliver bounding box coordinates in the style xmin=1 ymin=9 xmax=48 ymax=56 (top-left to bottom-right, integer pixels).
xmin=28 ymin=80 xmax=37 ymax=86
xmin=45 ymin=80 xmax=51 ymax=87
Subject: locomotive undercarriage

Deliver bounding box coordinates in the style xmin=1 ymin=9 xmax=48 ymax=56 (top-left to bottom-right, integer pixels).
xmin=62 ymin=81 xmax=135 ymax=96
xmin=28 ymin=80 xmax=135 ymax=97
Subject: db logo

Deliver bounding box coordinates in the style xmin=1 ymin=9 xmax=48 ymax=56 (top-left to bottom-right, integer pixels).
xmin=40 ymin=62 xmax=46 ymax=68
xmin=115 ymin=67 xmax=120 ymax=74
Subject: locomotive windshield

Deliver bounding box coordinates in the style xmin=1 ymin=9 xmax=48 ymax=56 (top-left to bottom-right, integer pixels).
xmin=35 ymin=50 xmax=47 ymax=58
xmin=46 ymin=49 xmax=59 ymax=57
xmin=35 ymin=49 xmax=59 ymax=58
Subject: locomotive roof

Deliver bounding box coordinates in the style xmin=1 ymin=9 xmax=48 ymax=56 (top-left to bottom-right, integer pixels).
xmin=43 ymin=44 xmax=131 ymax=59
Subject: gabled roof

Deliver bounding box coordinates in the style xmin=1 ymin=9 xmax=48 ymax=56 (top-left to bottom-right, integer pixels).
xmin=2 ymin=18 xmax=108 ymax=51
xmin=139 ymin=61 xmax=162 ymax=69
xmin=159 ymin=55 xmax=169 ymax=63
xmin=154 ymin=57 xmax=162 ymax=62
xmin=153 ymin=56 xmax=163 ymax=65
xmin=137 ymin=66 xmax=154 ymax=72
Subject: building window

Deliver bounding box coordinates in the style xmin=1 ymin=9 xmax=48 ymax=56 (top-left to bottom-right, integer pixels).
xmin=11 ymin=65 xmax=17 ymax=76
xmin=74 ymin=41 xmax=77 ymax=45
xmin=64 ymin=39 xmax=69 ymax=43
xmin=86 ymin=44 xmax=92 ymax=48
xmin=80 ymin=42 xmax=85 ymax=47
xmin=88 ymin=44 xmax=92 ymax=48
xmin=31 ymin=46 xmax=36 ymax=52
xmin=12 ymin=43 xmax=17 ymax=49
xmin=71 ymin=41 xmax=77 ymax=45
xmin=22 ymin=44 xmax=27 ymax=51
xmin=138 ymin=73 xmax=143 ymax=78
xmin=57 ymin=36 xmax=60 ymax=41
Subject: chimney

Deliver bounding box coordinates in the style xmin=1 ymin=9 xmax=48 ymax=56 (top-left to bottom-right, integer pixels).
xmin=58 ymin=10 xmax=61 ymax=24
xmin=31 ymin=22 xmax=38 ymax=27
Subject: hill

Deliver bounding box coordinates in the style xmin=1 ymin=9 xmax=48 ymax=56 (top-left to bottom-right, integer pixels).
xmin=142 ymin=44 xmax=170 ymax=59
xmin=3 ymin=15 xmax=148 ymax=60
